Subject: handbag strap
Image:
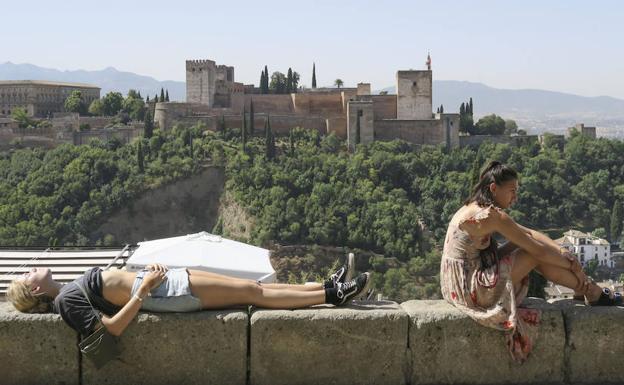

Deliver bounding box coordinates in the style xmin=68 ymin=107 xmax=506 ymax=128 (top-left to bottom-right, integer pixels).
xmin=76 ymin=277 xmax=102 ymax=323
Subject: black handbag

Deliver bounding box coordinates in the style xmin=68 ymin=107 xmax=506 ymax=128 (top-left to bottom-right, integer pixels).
xmin=76 ymin=281 xmax=122 ymax=369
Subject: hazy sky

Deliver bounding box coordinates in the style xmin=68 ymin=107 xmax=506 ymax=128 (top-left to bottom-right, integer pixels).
xmin=3 ymin=0 xmax=623 ymax=98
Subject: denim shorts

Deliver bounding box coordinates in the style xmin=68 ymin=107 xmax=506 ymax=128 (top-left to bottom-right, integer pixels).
xmin=131 ymin=268 xmax=202 ymax=312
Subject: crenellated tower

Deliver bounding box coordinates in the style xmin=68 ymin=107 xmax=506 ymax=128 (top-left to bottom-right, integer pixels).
xmin=186 ymin=59 xmax=217 ymax=105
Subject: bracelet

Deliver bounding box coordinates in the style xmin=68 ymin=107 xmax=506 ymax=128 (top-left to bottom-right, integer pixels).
xmin=133 ymin=293 xmax=145 ymax=302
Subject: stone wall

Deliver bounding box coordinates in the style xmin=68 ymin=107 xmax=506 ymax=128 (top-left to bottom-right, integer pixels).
xmin=2 ymin=298 xmax=623 ymax=384
xmin=73 ymin=126 xmax=143 ymax=146
xmin=459 ymin=134 xmax=540 ymax=148
xmin=374 ymin=118 xmax=452 ymax=147
xmin=371 ymin=95 xmax=397 ymax=120
xmin=347 ymin=100 xmax=374 ymax=150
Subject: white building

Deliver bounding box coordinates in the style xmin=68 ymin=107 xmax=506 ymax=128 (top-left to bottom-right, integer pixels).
xmin=556 ymin=230 xmax=613 ymax=268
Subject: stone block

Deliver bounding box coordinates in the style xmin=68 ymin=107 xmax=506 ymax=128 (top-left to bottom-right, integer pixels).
xmin=82 ymin=309 xmax=248 ymax=385
xmin=557 ymin=299 xmax=624 ymax=383
xmin=401 ymin=299 xmax=565 ymax=384
xmin=250 ymin=302 xmax=408 ymax=385
xmin=0 ymin=301 xmax=79 ymax=385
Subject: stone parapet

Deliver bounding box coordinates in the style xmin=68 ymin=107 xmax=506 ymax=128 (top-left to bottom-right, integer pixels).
xmin=250 ymin=302 xmax=408 ymax=385
xmin=1 ymin=299 xmax=623 ymax=384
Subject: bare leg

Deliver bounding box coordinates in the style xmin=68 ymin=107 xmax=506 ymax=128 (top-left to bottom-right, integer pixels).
xmin=188 ymin=275 xmax=326 ymax=309
xmin=510 ymin=249 xmax=602 ymax=300
xmin=187 ymin=269 xmax=323 ymax=291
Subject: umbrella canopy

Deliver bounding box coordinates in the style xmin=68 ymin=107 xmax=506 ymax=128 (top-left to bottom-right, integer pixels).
xmin=126 ymin=232 xmax=276 ymax=282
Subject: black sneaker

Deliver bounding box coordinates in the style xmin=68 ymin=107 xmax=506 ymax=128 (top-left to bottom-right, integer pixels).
xmin=323 ymin=253 xmax=356 ymax=289
xmin=324 ymin=265 xmax=346 ymax=289
xmin=335 ymin=272 xmax=370 ymax=306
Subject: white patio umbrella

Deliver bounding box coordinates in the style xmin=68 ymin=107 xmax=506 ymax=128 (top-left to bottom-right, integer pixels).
xmin=125 ymin=231 xmax=276 ymax=282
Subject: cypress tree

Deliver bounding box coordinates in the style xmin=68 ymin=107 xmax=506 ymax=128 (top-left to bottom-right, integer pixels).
xmin=153 ymin=94 xmax=159 ymax=103
xmin=143 ymin=109 xmax=154 ymax=139
xmin=137 ymin=140 xmax=144 ymax=173
xmin=146 ymin=95 xmax=150 ymax=103
xmin=219 ymin=114 xmax=226 ymax=134
xmin=286 ymin=68 xmax=293 ymax=94
xmin=165 ymin=90 xmax=170 ymax=102
xmin=440 ymin=104 xmax=444 ymax=113
xmin=259 ymin=71 xmax=265 ymax=93
xmin=611 ymin=199 xmax=624 ymax=243
xmin=265 ymin=115 xmax=275 ymax=160
xmin=242 ymin=107 xmax=247 ymax=152
xmin=138 ymin=91 xmax=142 ymax=99
xmin=312 ymin=63 xmax=317 ymax=88
xmin=289 ymin=128 xmax=294 ymax=156
xmin=460 ymin=103 xmax=465 ymax=116
xmin=250 ymin=99 xmax=255 ymax=135
xmin=160 ymin=88 xmax=165 ymax=101
xmin=436 ymin=107 xmax=440 ymax=113
xmin=469 ymin=97 xmax=474 ymax=116
xmin=263 ymin=66 xmax=269 ymax=94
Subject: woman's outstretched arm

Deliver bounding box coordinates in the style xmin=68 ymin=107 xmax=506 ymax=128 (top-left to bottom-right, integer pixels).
xmin=101 ymin=268 xmax=165 ymax=336
xmin=477 ymin=208 xmax=571 ymax=269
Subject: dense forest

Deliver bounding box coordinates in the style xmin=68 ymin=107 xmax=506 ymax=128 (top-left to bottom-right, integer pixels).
xmin=1 ymin=124 xmax=623 ymax=301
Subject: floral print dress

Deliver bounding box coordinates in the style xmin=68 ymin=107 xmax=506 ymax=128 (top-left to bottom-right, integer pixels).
xmin=440 ymin=204 xmax=540 ymax=363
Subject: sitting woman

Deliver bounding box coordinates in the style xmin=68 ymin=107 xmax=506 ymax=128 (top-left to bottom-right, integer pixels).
xmin=441 ymin=160 xmax=621 ymax=363
xmin=8 ymin=261 xmax=369 ymax=337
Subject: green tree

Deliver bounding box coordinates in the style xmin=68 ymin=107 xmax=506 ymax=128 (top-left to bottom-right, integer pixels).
xmin=474 ymin=114 xmax=506 ymax=135
xmin=265 ymin=116 xmax=275 ymax=160
xmin=439 ymin=104 xmax=444 ymax=113
xmin=153 ymin=94 xmax=159 ymax=103
xmin=102 ymin=92 xmax=124 ymax=116
xmin=249 ymin=99 xmax=255 ymax=135
xmin=64 ymin=90 xmax=87 ymax=115
xmin=334 ymin=79 xmax=343 ymax=88
xmin=122 ymin=93 xmax=146 ymax=121
xmin=504 ymin=119 xmax=519 ymax=135
xmin=11 ymin=108 xmax=34 ymax=128
xmin=292 ymin=71 xmax=300 ymax=92
xmin=242 ymin=107 xmax=247 ymax=152
xmin=286 ymin=68 xmax=293 ymax=93
xmin=312 ymin=62 xmax=317 ymax=88
xmin=165 ymin=90 xmax=170 ymax=102
xmin=137 ymin=140 xmax=145 ymax=173
xmin=270 ymin=72 xmax=286 ymax=94
xmin=160 ymin=88 xmax=165 ymax=102
xmin=143 ymin=109 xmax=154 ymax=139
xmin=88 ymin=99 xmax=103 ymax=116
xmin=611 ymin=199 xmax=624 ymax=244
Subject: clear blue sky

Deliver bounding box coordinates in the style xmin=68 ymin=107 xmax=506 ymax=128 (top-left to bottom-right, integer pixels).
xmin=3 ymin=0 xmax=623 ymax=98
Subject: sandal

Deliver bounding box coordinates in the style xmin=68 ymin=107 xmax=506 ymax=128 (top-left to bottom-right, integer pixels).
xmin=585 ymin=287 xmax=624 ymax=306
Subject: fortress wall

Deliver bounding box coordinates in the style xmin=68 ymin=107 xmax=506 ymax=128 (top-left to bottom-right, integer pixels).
xmin=78 ymin=116 xmax=116 ymax=129
xmin=326 ymin=117 xmax=347 ymax=138
xmin=374 ymin=119 xmax=446 ymax=146
xmin=243 ymin=95 xmax=294 ymax=114
xmin=459 ymin=134 xmax=540 ymax=148
xmin=266 ymin=115 xmax=327 ymax=135
xmin=371 ymin=95 xmax=397 ymax=119
xmin=2 ymin=299 xmax=623 ymax=385
xmin=73 ymin=127 xmax=143 ymax=146
xmin=292 ymin=93 xmax=344 ymax=116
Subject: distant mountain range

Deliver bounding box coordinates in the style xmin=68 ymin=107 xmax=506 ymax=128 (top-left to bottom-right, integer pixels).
xmin=2 ymin=62 xmax=623 ymax=134
xmin=0 ymin=62 xmax=186 ymax=101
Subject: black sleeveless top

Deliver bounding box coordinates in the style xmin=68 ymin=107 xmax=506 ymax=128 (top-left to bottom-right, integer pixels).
xmin=53 ymin=267 xmax=122 ymax=336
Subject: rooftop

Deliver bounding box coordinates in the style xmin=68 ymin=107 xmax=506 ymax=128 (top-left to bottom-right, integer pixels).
xmin=0 ymin=80 xmax=100 ymax=89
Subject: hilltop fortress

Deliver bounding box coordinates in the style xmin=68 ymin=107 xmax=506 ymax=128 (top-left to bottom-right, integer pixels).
xmin=153 ymin=58 xmax=460 ymax=149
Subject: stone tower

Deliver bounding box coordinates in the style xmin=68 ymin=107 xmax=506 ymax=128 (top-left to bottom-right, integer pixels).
xmin=396 ymin=70 xmax=432 ymax=120
xmin=186 ymin=60 xmax=217 ymax=105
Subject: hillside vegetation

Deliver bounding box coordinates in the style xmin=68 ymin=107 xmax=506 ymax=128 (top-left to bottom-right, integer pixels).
xmin=1 ymin=124 xmax=623 ymax=301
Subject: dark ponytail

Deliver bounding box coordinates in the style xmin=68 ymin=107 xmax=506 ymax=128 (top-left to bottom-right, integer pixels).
xmin=465 ymin=161 xmax=518 ymax=207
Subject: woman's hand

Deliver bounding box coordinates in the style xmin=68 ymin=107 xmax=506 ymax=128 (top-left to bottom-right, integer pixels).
xmin=141 ymin=266 xmax=167 ymax=291
xmin=562 ymin=251 xmax=589 ymax=293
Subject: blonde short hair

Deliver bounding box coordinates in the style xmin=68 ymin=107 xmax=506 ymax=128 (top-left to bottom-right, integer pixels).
xmin=7 ymin=279 xmax=52 ymax=313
